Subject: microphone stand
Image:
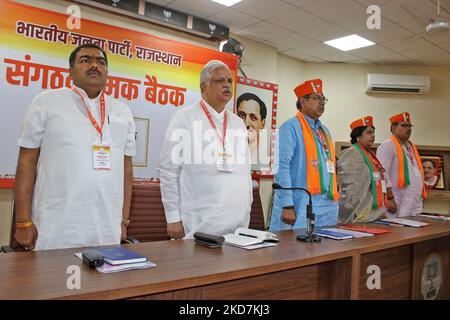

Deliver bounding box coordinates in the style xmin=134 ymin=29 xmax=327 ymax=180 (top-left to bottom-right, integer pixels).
xmin=272 ymin=183 xmax=321 ymax=243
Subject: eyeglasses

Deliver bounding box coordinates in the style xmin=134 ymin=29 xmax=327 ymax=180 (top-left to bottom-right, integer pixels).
xmin=395 ymin=123 xmax=414 ymax=128
xmin=211 ymin=78 xmax=233 ymax=86
xmin=307 ymin=95 xmax=328 ymax=103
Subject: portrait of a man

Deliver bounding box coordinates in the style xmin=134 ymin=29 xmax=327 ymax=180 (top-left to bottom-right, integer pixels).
xmin=236 ymin=93 xmax=266 ymax=165
xmin=421 ymin=155 xmax=445 ymax=190
xmin=235 ymin=77 xmax=277 ymax=174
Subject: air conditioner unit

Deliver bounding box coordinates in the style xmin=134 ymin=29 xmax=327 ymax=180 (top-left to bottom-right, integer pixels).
xmin=366 ymin=73 xmax=431 ymax=94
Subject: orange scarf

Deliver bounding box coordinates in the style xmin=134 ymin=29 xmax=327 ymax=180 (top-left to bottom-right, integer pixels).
xmin=296 ymin=112 xmax=339 ymax=200
xmin=391 ymin=135 xmax=427 ymax=199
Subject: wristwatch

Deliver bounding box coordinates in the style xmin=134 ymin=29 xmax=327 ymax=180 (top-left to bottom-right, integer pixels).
xmin=121 ymin=219 xmax=131 ymax=227
xmin=283 ymin=206 xmax=295 ymax=209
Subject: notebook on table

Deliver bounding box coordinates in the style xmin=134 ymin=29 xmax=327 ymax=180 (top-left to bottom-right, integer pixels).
xmin=381 ymin=218 xmax=429 ymax=228
xmin=312 ymin=229 xmax=353 ymax=240
xmin=223 ymin=227 xmax=279 ymax=249
xmin=95 ymin=247 xmax=148 ymax=265
xmin=339 ymin=224 xmax=391 ymax=235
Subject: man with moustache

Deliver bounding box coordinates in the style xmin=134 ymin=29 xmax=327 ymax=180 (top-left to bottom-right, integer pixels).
xmin=236 ymin=93 xmax=267 ymax=167
xmin=270 ymin=79 xmax=339 ymax=231
xmin=377 ymin=112 xmax=427 ymax=217
xmin=158 ymin=60 xmax=252 ymax=239
xmin=14 ymin=44 xmax=136 ymax=251
xmin=422 ymin=159 xmax=438 ymax=189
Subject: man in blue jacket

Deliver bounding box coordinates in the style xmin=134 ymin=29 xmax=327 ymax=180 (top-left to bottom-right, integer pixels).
xmin=270 ymin=79 xmax=339 ymax=231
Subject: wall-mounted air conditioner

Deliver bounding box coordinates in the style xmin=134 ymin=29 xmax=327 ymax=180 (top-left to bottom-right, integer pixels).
xmin=366 ymin=73 xmax=431 ymax=94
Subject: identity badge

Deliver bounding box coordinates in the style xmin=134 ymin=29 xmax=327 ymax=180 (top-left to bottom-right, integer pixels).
xmin=326 ymin=160 xmax=335 ymax=174
xmin=217 ymin=150 xmax=233 ymax=172
xmin=93 ymin=143 xmax=111 ymax=170
xmin=373 ymin=172 xmax=381 ymax=181
xmin=413 ymin=166 xmax=421 ymax=177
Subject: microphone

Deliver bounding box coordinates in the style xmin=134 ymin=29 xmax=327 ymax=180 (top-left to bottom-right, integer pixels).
xmin=272 ymin=183 xmax=321 ymax=243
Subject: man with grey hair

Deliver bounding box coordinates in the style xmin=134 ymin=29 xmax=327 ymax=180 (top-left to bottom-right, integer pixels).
xmin=158 ymin=60 xmax=252 ymax=239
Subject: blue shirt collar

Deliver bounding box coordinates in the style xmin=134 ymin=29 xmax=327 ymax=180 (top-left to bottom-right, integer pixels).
xmin=302 ymin=112 xmax=322 ymax=130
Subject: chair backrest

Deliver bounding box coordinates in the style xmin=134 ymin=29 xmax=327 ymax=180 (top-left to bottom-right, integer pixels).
xmin=127 ymin=181 xmax=266 ymax=242
xmin=127 ymin=183 xmax=171 ymax=242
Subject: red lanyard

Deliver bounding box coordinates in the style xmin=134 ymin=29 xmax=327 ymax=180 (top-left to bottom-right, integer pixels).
xmin=314 ymin=128 xmax=329 ymax=154
xmin=366 ymin=148 xmax=385 ymax=174
xmin=72 ymin=87 xmax=105 ymax=141
xmin=200 ymin=100 xmax=227 ymax=148
xmin=403 ymin=143 xmax=415 ymax=164
xmin=358 ymin=144 xmax=386 ymax=179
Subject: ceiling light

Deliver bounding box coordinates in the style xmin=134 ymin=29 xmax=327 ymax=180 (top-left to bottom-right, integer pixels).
xmin=210 ymin=0 xmax=243 ymax=7
xmin=324 ymin=34 xmax=375 ymax=51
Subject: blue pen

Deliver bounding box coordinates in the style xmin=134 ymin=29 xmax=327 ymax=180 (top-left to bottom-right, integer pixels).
xmin=374 ymin=221 xmax=391 ymax=225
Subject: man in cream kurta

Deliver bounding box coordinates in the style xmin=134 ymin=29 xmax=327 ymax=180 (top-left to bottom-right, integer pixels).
xmin=14 ymin=44 xmax=136 ymax=251
xmin=158 ymin=60 xmax=252 ymax=239
xmin=377 ymin=112 xmax=424 ymax=217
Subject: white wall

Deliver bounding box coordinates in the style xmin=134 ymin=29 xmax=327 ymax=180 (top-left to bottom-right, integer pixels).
xmin=1 ymin=0 xmax=449 ymax=244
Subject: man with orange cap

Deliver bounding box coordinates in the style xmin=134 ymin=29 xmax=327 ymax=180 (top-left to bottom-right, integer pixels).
xmin=270 ymin=79 xmax=339 ymax=231
xmin=376 ymin=112 xmax=427 ymax=217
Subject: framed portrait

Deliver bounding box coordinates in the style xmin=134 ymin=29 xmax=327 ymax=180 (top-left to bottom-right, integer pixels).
xmin=133 ymin=117 xmax=150 ymax=167
xmin=420 ymin=155 xmax=445 ymax=190
xmin=235 ymin=76 xmax=278 ymax=177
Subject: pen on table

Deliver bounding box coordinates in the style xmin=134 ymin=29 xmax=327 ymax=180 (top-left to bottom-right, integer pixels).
xmin=374 ymin=221 xmax=390 ymax=225
xmin=239 ymin=233 xmax=258 ymax=238
xmin=107 ymin=115 xmax=110 ymax=124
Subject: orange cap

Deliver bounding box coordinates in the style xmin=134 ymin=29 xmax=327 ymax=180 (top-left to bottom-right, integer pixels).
xmin=389 ymin=112 xmax=410 ymax=124
xmin=294 ymin=79 xmax=323 ymax=98
xmin=350 ymin=116 xmax=373 ymax=130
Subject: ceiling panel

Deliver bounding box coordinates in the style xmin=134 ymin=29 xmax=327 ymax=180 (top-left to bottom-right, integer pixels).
xmin=437 ymin=40 xmax=450 ymax=51
xmin=382 ymin=37 xmax=434 ymax=52
xmin=296 ymin=43 xmax=341 ymax=57
xmin=153 ymin=0 xmax=450 ymax=66
xmin=282 ymin=0 xmax=317 ymax=7
xmin=401 ymin=44 xmax=448 ymax=59
xmin=168 ymin=0 xmax=225 ymax=17
xmin=333 ymin=11 xmax=394 ymax=34
xmin=281 ymin=49 xmax=319 ymax=61
xmin=417 ymin=53 xmax=450 ymax=65
xmin=297 ymin=22 xmax=350 ymax=42
xmin=440 ymin=0 xmax=450 ymax=10
xmin=322 ymin=52 xmax=360 ymax=62
xmin=354 ymin=0 xmax=398 ymax=5
xmin=371 ymin=57 xmax=418 ymax=64
xmin=208 ymin=8 xmax=262 ymax=31
xmin=265 ymin=32 xmax=319 ymax=49
xmin=350 ymin=44 xmax=403 ymax=58
xmin=378 ymin=1 xmax=421 ymax=23
xmin=421 ymin=31 xmax=450 ymax=45
xmin=267 ymin=8 xmax=328 ymax=32
xmin=264 ymin=41 xmax=290 ymax=52
xmin=233 ymin=21 xmax=289 ymax=41
xmin=232 ymin=0 xmax=296 ymax=20
xmin=358 ymin=23 xmax=414 ymax=43
xmin=301 ymin=0 xmax=365 ymax=21
xmin=346 ymin=58 xmax=374 ymax=64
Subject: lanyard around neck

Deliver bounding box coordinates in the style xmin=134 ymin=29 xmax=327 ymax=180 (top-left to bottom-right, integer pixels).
xmin=200 ymin=100 xmax=227 ymax=148
xmin=72 ymin=87 xmax=105 ymax=141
